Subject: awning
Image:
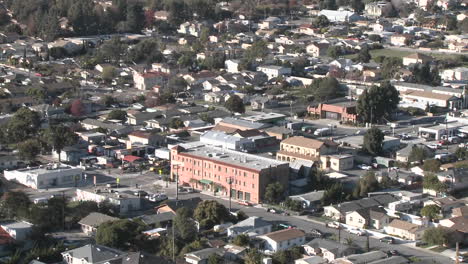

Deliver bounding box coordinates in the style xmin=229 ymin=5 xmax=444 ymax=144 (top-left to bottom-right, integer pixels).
xmin=199 ymin=179 xmax=213 ymax=185
xmin=123 ymin=155 xmax=143 ymax=163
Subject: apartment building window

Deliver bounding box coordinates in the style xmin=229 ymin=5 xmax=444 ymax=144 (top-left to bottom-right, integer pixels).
xmin=244 ymin=172 xmax=247 ymax=177
xmin=252 ymin=184 xmax=255 ymax=188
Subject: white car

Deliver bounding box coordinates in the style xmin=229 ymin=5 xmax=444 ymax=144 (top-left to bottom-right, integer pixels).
xmin=348 ymin=228 xmax=366 ymax=236
xmin=358 ymin=164 xmax=372 ymax=170
xmin=326 ymin=221 xmax=341 ymax=229
xmin=428 ymin=144 xmax=439 ymax=150
xmin=148 ymin=193 xmax=168 ymax=202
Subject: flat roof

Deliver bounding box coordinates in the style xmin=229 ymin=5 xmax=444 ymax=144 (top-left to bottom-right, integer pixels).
xmin=241 ymin=113 xmax=287 ymax=122
xmin=13 ymin=164 xmax=81 ymax=175
xmin=178 ymin=142 xmax=287 ymax=171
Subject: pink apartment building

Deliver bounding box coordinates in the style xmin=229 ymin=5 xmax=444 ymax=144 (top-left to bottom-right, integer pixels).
xmin=170 ymin=142 xmax=289 ymax=204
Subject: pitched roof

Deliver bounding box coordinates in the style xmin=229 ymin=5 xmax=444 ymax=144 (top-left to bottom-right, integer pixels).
xmin=447 ymin=216 xmax=468 ymax=233
xmin=401 ymin=90 xmax=456 ymax=101
xmin=342 ymin=251 xmax=387 ymax=264
xmin=262 ymin=228 xmax=305 ymax=242
xmin=304 ymin=238 xmax=352 ymax=256
xmin=78 ymin=212 xmax=118 ymax=228
xmin=185 ymin=248 xmax=224 ymax=261
xmin=280 ymin=136 xmax=325 ymax=149
xmin=156 ymin=197 xmax=203 ymax=213
xmin=388 ymin=219 xmax=421 ymax=232
xmin=61 ymin=244 xmax=125 ymax=263
xmin=229 ymin=216 xmax=271 ymax=234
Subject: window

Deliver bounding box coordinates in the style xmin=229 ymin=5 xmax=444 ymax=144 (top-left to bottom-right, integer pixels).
xmin=358 ymin=219 xmax=363 ymax=223
xmin=244 ymin=172 xmax=247 ymax=177
xmin=252 ymin=184 xmax=255 ymax=188
xmin=349 ymin=217 xmax=353 ymax=222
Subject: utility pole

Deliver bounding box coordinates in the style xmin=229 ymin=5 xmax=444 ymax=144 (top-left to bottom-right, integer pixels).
xmin=456 ymin=242 xmax=460 ymax=264
xmin=61 ymin=190 xmax=66 ymax=231
xmin=228 ymin=177 xmax=233 ymax=212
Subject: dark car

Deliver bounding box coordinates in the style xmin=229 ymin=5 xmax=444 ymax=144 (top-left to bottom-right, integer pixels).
xmin=380 ymin=236 xmax=395 ymax=244
xmin=134 ymin=190 xmax=148 ymax=197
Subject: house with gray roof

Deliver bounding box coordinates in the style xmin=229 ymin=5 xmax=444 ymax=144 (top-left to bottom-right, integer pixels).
xmin=335 ymin=251 xmax=388 ymax=264
xmin=289 ymin=191 xmax=325 ymax=210
xmin=324 ymin=194 xmax=398 ymax=220
xmin=227 ymin=216 xmax=272 ymax=237
xmin=396 ymin=144 xmax=434 ymax=163
xmin=61 ymin=244 xmax=125 ymax=264
xmin=303 ymin=238 xmax=356 ymax=262
xmin=78 ymin=212 xmax=118 ymax=235
xmin=184 ymin=248 xmax=225 ymax=264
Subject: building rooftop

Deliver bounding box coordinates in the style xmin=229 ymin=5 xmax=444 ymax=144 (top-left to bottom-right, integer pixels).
xmin=13 ymin=164 xmax=81 ymax=175
xmin=177 ymin=142 xmax=287 ymax=171
xmin=219 ymin=117 xmax=271 ymax=130
xmin=241 ymin=113 xmax=286 ymax=123
xmin=61 ymin=244 xmax=125 ymax=263
xmin=78 ymin=212 xmax=118 ymax=228
xmin=261 ymin=228 xmax=305 ymax=242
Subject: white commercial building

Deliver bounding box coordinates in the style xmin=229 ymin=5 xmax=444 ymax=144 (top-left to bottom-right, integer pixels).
xmin=441 ymin=67 xmax=468 ymax=81
xmin=4 ymin=164 xmax=83 ymax=189
xmin=75 ymin=188 xmax=142 ymax=215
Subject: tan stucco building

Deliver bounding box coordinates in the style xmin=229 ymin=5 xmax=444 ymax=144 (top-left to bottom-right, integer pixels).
xmin=276 ymin=136 xmax=337 ymax=163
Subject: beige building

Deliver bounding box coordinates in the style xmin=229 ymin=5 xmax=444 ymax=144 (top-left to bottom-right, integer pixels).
xmin=402 ymin=53 xmax=433 ymax=66
xmin=384 ymin=219 xmax=426 ymax=240
xmin=277 ymin=136 xmax=337 ymax=163
xmin=320 ymin=155 xmax=354 ymax=171
xmin=346 ymin=207 xmax=389 ymax=229
xmin=306 ymin=42 xmax=330 ymax=57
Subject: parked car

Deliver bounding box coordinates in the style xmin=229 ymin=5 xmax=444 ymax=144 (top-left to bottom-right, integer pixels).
xmin=310 ymin=229 xmax=323 ymax=238
xmin=238 ymin=200 xmax=253 ymax=206
xmin=106 ymin=183 xmax=118 ymax=188
xmin=147 ymin=193 xmax=168 ymax=202
xmin=451 ymin=255 xmax=468 ymax=262
xmin=428 ymin=144 xmax=439 ymax=150
xmin=33 ymin=197 xmax=49 ymax=205
xmin=387 ymin=250 xmax=399 ymax=256
xmin=357 ymin=164 xmax=372 ymax=170
xmin=134 ymin=190 xmax=148 ymax=197
xmin=379 ymin=236 xmax=395 ymax=244
xmin=326 ymin=221 xmax=341 ymax=229
xmin=347 ymin=228 xmax=366 ymax=236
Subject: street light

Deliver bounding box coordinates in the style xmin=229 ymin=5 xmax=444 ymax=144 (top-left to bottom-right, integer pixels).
xmin=227 ymin=177 xmax=233 ymax=213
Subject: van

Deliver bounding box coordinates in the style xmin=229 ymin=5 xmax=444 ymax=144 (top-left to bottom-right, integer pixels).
xmin=314 ymin=128 xmax=331 ymax=136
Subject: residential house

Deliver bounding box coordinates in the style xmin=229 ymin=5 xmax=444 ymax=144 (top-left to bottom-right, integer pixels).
xmin=225 ymin=59 xmax=241 ymax=73
xmin=320 ymin=155 xmax=354 ymax=171
xmin=390 ymin=34 xmax=413 ymax=46
xmin=333 ymin=251 xmax=397 ymax=264
xmin=61 ymin=244 xmax=125 ymax=264
xmin=184 ymin=248 xmax=225 ymax=264
xmin=75 ymin=188 xmax=142 ymax=215
xmin=324 ymin=194 xmax=398 ymax=220
xmin=0 ymin=221 xmax=33 ymax=241
xmin=227 ymin=216 xmax=272 ymax=237
xmin=345 ymin=207 xmax=389 ymax=229
xmin=306 ymin=43 xmax=330 ymax=57
xmin=128 ymin=131 xmax=165 ymax=147
xmin=0 ymin=155 xmax=18 ymax=170
xmin=295 ymin=256 xmax=326 ymax=264
xmin=81 ymin=119 xmax=133 ymax=135
xmin=259 ymin=229 xmax=306 ymax=252
xmin=127 ymin=111 xmax=161 ymax=126
xmin=78 ymin=212 xmax=118 ymax=235
xmin=402 ymin=53 xmax=433 ymax=66
xmin=259 ymin=17 xmax=282 ymax=30
xmin=396 ymin=144 xmax=434 ymax=163
xmin=365 ymin=2 xmax=392 ymax=16
xmin=276 ymin=136 xmax=338 ymax=163
xmin=303 ymin=238 xmax=356 ymax=262
xmin=133 ymin=71 xmax=169 ymax=90
xmin=289 ymin=191 xmax=325 ymax=211
xmin=439 ymin=216 xmax=468 ymax=243
xmin=224 ymin=244 xmax=247 ymax=261
xmin=441 ymin=67 xmax=468 ymax=81
xmin=362 ymin=69 xmax=381 ymax=81
xmin=452 ymin=206 xmax=468 ymax=217
xmin=47 ymin=39 xmax=82 ymax=54
xmin=384 ymin=219 xmax=426 ymax=240
xmin=155 ymin=197 xmax=203 ymax=215
xmin=424 ymin=196 xmax=466 ymax=216
xmin=256 ymin=65 xmax=292 ymax=80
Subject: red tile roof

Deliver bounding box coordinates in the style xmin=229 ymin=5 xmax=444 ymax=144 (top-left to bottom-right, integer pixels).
xmin=123 ymin=155 xmax=143 ymax=163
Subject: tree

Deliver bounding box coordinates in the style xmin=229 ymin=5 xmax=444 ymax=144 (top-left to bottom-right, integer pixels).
xmin=305 ymin=77 xmax=341 ymax=102
xmin=357 ymin=82 xmax=400 ymax=124
xmin=284 ymin=198 xmax=302 ymax=211
xmin=245 ymin=249 xmax=263 ymax=264
xmin=168 ymin=76 xmax=188 ymax=92
xmin=357 ymin=46 xmax=371 ymax=63
xmin=423 ymin=173 xmax=447 ymax=193
xmin=101 ymin=66 xmax=117 ymax=83
xmin=264 ymin=182 xmax=285 ymax=204
xmin=70 ymin=99 xmax=85 ymax=117
xmin=225 ymin=95 xmax=245 ymax=114
xmin=237 ymin=210 xmax=248 ymax=221
xmin=194 ymin=200 xmax=230 ymax=229
xmin=169 ymin=118 xmax=184 ymax=129
xmin=107 ymin=110 xmax=127 ymax=121
xmin=327 ymin=46 xmax=341 ymax=59
xmin=321 ymin=182 xmax=344 ymax=205
xmin=233 ymin=234 xmax=250 ymax=246
xmin=5 ymin=107 xmax=41 ymax=143
xmin=422 ymin=159 xmax=441 ymax=173
xmin=127 ymin=39 xmax=163 ymax=64
xmin=43 ymin=125 xmax=79 ymax=162
xmin=355 ymin=171 xmax=379 ymax=198
xmin=0 ymin=191 xmax=31 ymax=219
xmin=351 ymin=0 xmax=364 ymax=13
xmin=179 ymin=240 xmax=205 ymax=256
xmin=455 ymin=147 xmax=468 ymax=160
xmin=102 ymin=96 xmax=117 ymax=107
xmin=423 ymin=227 xmax=450 ymax=246
xmin=381 ymin=57 xmax=403 ymax=79
xmin=95 ymin=219 xmax=142 ymax=250
xmin=363 ymin=127 xmax=384 ymax=155
xmin=410 ymin=63 xmax=441 ymax=86
xmin=208 ymin=254 xmax=223 ymax=264
xmin=313 ymin=15 xmax=330 ymax=28
xmin=420 ymin=205 xmax=440 ymax=220
xmin=174 ymin=207 xmax=197 ymax=242
xmin=409 ymin=146 xmax=430 ymax=162
xmin=18 ymin=138 xmax=41 ymax=163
